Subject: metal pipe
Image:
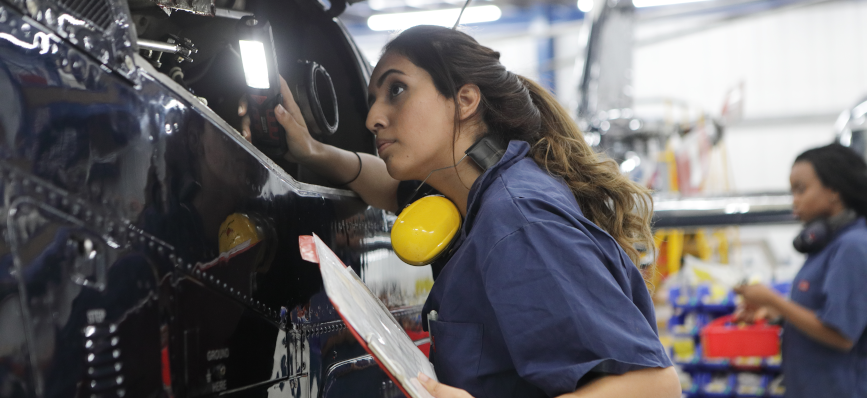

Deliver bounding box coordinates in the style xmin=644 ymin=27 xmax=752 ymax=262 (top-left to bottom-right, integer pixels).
xmin=138 ymin=39 xmax=180 ymax=54
xmin=652 ymin=193 xmax=797 ymax=228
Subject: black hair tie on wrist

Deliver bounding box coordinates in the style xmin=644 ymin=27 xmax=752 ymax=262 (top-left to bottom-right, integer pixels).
xmin=339 ymin=151 xmax=363 ymax=186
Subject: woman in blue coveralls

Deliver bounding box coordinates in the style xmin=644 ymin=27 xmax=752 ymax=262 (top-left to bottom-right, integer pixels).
xmin=735 ymin=144 xmax=867 ymax=398
xmin=240 ymin=26 xmax=681 ymax=397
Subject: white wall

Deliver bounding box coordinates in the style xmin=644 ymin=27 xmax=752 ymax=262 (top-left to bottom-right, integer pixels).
xmin=633 ymin=0 xmax=867 ymax=192
xmin=723 ymin=122 xmax=836 ymax=191
xmin=634 ymin=1 xmax=867 ymax=119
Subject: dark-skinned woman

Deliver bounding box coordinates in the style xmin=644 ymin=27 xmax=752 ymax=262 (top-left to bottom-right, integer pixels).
xmin=735 ymin=143 xmax=867 ymax=398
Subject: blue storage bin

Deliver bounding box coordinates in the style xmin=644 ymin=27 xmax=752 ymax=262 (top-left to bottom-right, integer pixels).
xmin=701 ymin=372 xmax=737 ymax=397
xmin=767 ymin=374 xmax=785 ymax=397
xmin=734 ymin=373 xmax=769 ymax=397
xmin=762 ymin=355 xmax=783 ymax=373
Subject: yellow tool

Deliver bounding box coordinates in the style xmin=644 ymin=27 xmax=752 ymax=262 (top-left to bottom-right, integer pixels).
xmin=219 ymin=213 xmax=263 ymax=254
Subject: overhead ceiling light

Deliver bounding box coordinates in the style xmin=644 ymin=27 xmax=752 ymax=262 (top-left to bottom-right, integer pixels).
xmin=633 ymin=0 xmax=711 ymax=7
xmin=577 ymin=0 xmax=594 ymax=13
xmin=367 ymin=5 xmax=501 ymax=31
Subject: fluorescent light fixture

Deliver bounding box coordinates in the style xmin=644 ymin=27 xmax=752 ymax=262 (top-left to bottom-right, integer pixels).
xmin=577 ymin=0 xmax=594 ymax=13
xmin=367 ymin=5 xmax=501 ymax=31
xmin=724 ymin=203 xmax=750 ymax=214
xmin=633 ymin=0 xmax=711 ymax=7
xmin=239 ymin=40 xmax=270 ymax=89
xmin=853 ymin=100 xmax=867 ymax=119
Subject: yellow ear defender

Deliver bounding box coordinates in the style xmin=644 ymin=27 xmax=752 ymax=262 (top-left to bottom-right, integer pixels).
xmin=389 ymin=136 xmax=506 ymax=266
xmin=391 ymin=196 xmax=462 ymax=266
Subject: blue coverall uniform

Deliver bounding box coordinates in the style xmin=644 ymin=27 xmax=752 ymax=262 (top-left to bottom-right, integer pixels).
xmin=783 ymin=218 xmax=867 ymax=398
xmin=421 ymin=140 xmax=672 ymax=398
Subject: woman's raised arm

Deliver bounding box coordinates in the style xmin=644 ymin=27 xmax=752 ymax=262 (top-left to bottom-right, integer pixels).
xmin=239 ymin=75 xmax=401 ymax=213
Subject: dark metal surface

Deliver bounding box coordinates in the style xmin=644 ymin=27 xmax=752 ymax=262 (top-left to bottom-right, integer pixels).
xmin=153 ymin=0 xmax=216 ymax=16
xmin=0 ymin=1 xmax=430 ymax=397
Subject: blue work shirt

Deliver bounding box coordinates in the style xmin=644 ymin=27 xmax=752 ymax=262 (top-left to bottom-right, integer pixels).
xmin=783 ymin=217 xmax=867 ymax=398
xmin=421 ymin=141 xmax=671 ymax=398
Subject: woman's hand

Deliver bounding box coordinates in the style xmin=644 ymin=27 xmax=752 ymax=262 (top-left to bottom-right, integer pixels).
xmin=239 ymin=75 xmax=401 ymax=212
xmin=417 ymin=373 xmax=474 ymax=398
xmin=736 ymin=283 xmax=854 ymax=351
xmin=733 ymin=303 xmax=770 ymax=323
xmin=237 ymin=75 xmax=319 ymax=163
xmin=733 ymin=284 xmax=780 ymax=308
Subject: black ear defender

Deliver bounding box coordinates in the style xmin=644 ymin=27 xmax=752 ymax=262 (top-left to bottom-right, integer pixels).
xmin=465 ymin=136 xmax=506 ymax=171
xmin=793 ymin=209 xmax=858 ymax=253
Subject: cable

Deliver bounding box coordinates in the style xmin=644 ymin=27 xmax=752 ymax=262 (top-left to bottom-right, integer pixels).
xmin=453 ymin=0 xmax=473 ymax=29
xmin=405 ymin=154 xmax=469 ymax=205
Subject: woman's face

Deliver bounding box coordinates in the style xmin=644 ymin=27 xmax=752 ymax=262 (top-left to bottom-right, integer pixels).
xmin=790 ymin=161 xmax=842 ymax=222
xmin=366 ymin=52 xmax=458 ymax=181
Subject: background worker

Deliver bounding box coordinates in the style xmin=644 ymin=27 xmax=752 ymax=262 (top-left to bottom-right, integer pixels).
xmin=735 ymin=143 xmax=867 ymax=398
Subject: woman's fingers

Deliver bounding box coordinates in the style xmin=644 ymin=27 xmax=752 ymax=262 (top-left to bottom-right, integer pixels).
xmin=753 ymin=306 xmax=770 ymax=322
xmin=237 ymin=95 xmax=253 ymax=143
xmin=733 ymin=305 xmax=760 ymax=323
xmin=237 ymin=74 xmax=315 ymax=162
xmin=272 ymin=77 xmax=308 ymax=138
xmin=278 ymin=75 xmax=307 ymax=129
xmin=238 ymin=95 xmax=248 ymax=116
xmin=733 ymin=306 xmax=749 ymax=322
xmin=417 ymin=373 xmax=474 ymax=398
xmin=274 ymin=103 xmax=305 ymax=133
xmin=240 ymin=115 xmax=252 ymax=143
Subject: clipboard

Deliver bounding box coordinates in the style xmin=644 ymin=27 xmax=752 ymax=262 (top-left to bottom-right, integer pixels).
xmin=299 ymin=234 xmax=437 ymax=398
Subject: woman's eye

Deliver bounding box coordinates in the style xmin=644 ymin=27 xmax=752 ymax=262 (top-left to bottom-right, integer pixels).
xmin=389 ymin=84 xmax=405 ymax=98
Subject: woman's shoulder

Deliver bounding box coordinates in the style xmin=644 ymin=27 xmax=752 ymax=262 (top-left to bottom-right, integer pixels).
xmin=473 ymin=158 xmax=587 ymax=235
xmin=826 ymin=218 xmax=867 ymax=257
xmin=491 ymin=158 xmax=580 ymax=215
xmin=836 ymin=218 xmax=867 ymax=243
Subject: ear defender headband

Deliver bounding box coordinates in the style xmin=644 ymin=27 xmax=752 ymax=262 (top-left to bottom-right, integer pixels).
xmin=391 ymin=137 xmax=506 ymax=266
xmin=793 ymin=209 xmax=858 ymax=253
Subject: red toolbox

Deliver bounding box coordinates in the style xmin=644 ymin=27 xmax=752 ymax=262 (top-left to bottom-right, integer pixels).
xmin=701 ymin=315 xmax=781 ymax=358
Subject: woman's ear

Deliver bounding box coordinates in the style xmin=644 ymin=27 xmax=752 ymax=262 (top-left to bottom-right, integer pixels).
xmin=456 ymin=84 xmax=482 ymax=121
xmin=829 ymin=189 xmax=843 ymax=206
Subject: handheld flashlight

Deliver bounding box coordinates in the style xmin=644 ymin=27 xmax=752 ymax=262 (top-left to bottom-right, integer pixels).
xmin=238 ymin=16 xmax=288 ymax=159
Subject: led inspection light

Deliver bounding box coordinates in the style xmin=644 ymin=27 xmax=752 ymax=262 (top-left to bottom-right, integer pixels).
xmin=239 ymin=39 xmax=271 ymax=90
xmin=236 ymin=16 xmax=340 ymax=162
xmin=237 ymin=16 xmax=287 ymax=158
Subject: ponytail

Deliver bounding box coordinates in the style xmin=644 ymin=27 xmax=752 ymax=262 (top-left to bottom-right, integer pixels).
xmin=520 ymin=77 xmax=654 ymax=265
